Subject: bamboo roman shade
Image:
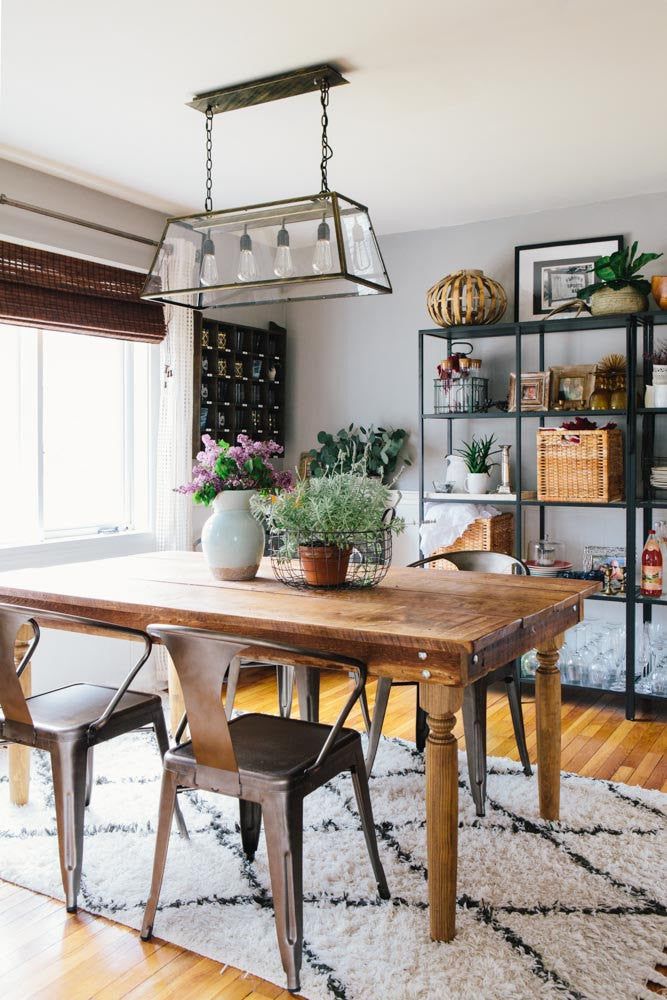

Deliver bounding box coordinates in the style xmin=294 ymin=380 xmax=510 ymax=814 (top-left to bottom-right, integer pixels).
xmin=0 ymin=240 xmax=166 ymax=343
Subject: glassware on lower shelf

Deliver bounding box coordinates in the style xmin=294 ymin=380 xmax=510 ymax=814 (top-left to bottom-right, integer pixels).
xmin=521 ymin=620 xmax=626 ymax=690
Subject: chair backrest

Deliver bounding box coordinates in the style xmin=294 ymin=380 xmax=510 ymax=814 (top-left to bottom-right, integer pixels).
xmin=0 ymin=607 xmax=39 ymax=727
xmin=409 ymin=550 xmax=529 ymax=575
xmin=147 ymin=624 xmax=367 ymax=777
xmin=0 ymin=603 xmax=151 ymax=733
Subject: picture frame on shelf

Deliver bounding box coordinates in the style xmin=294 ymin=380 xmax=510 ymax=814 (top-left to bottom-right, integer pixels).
xmin=514 ymin=235 xmax=624 ymax=321
xmin=583 ymin=545 xmax=626 ymax=578
xmin=549 ymin=364 xmax=597 ymax=410
xmin=508 ymin=371 xmax=550 ymax=411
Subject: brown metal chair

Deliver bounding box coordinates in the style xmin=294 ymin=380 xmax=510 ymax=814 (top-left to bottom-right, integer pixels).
xmin=140 ymin=624 xmax=390 ymax=994
xmin=364 ymin=551 xmax=533 ymax=816
xmin=0 ymin=603 xmax=187 ymax=912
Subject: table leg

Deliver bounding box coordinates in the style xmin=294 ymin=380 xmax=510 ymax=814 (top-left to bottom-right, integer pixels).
xmin=9 ymin=626 xmax=33 ymax=806
xmin=168 ymin=659 xmax=186 ymax=737
xmin=419 ymin=682 xmax=463 ymax=942
xmin=295 ymin=666 xmax=320 ymax=723
xmin=535 ymin=633 xmax=564 ymax=821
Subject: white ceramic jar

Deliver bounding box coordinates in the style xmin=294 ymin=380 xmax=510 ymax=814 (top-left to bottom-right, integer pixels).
xmin=201 ymin=491 xmax=265 ymax=581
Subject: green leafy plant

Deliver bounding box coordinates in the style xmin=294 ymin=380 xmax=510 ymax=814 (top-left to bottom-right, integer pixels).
xmin=308 ymin=425 xmax=411 ymax=484
xmin=253 ymin=464 xmax=405 ymax=547
xmin=456 ymin=434 xmax=499 ymax=474
xmin=578 ymin=242 xmax=663 ymax=301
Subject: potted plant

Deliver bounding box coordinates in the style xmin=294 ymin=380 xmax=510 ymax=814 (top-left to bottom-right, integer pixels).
xmin=308 ymin=425 xmax=411 ymax=484
xmin=646 ymin=340 xmax=667 ymax=387
xmin=254 ymin=464 xmax=405 ymax=587
xmin=578 ymin=242 xmax=663 ymax=316
xmin=177 ymin=434 xmax=293 ymax=581
xmin=456 ymin=434 xmax=499 ymax=494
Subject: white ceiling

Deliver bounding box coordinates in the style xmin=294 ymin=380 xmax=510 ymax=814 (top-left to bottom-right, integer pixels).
xmin=1 ymin=0 xmax=666 ymax=235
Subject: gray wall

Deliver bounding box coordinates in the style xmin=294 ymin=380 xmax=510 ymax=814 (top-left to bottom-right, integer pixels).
xmin=285 ymin=190 xmax=667 ymax=490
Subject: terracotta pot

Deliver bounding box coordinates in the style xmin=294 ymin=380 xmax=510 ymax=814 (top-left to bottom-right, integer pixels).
xmin=589 ymin=286 xmax=648 ymax=316
xmin=651 ymin=275 xmax=667 ymax=310
xmin=298 ymin=544 xmax=351 ymax=587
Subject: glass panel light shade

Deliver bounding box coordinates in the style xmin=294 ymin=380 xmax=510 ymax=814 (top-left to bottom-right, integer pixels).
xmin=141 ymin=192 xmax=391 ymax=310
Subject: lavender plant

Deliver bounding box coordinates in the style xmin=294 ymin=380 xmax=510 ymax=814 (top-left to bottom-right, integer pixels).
xmin=177 ymin=434 xmax=293 ymax=506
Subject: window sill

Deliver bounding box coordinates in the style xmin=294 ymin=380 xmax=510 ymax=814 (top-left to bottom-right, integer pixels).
xmin=0 ymin=530 xmax=156 ymax=572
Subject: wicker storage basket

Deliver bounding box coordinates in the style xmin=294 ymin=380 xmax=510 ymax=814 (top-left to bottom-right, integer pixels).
xmin=537 ymin=428 xmax=624 ymax=503
xmin=432 ymin=511 xmax=514 ymax=559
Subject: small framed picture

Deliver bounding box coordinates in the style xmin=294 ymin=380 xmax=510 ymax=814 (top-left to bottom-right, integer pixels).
xmin=583 ymin=545 xmax=626 ymax=580
xmin=549 ymin=365 xmax=597 ymax=410
xmin=514 ymin=236 xmax=624 ymax=321
xmin=508 ymin=371 xmax=550 ymax=411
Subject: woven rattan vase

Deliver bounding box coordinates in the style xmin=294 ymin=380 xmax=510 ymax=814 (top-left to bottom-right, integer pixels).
xmin=426 ymin=269 xmax=507 ymax=327
xmin=589 ymin=286 xmax=648 ymax=316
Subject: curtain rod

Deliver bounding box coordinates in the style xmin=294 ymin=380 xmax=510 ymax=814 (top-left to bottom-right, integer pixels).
xmin=0 ymin=193 xmax=159 ymax=248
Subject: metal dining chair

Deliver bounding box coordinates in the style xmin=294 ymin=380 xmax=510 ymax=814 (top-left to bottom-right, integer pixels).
xmin=364 ymin=551 xmax=533 ymax=816
xmin=140 ymin=624 xmax=390 ymax=994
xmin=0 ymin=603 xmax=187 ymax=912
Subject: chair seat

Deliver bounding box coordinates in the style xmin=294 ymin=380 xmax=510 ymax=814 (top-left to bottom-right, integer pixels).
xmin=167 ymin=713 xmax=359 ymax=778
xmin=22 ymin=683 xmax=161 ymax=735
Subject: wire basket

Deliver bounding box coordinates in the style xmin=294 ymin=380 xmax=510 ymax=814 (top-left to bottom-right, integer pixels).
xmin=434 ymin=376 xmax=489 ymax=413
xmin=269 ymin=529 xmax=393 ymax=589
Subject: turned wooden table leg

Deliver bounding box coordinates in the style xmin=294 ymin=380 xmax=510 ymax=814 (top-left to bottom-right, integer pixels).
xmin=9 ymin=625 xmax=33 ymax=806
xmin=419 ymin=682 xmax=464 ymax=942
xmin=168 ymin=659 xmax=186 ymax=737
xmin=535 ymin=633 xmax=564 ymax=821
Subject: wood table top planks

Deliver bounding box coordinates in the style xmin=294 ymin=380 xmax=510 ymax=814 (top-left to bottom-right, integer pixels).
xmin=0 ymin=551 xmax=599 ymax=685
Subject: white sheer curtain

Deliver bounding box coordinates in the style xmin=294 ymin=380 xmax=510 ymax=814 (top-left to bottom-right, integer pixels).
xmin=153 ymin=243 xmax=195 ymax=684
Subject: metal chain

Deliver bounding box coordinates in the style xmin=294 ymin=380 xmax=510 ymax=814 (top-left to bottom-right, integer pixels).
xmin=319 ymin=78 xmax=333 ymax=193
xmin=205 ymin=106 xmax=213 ymax=211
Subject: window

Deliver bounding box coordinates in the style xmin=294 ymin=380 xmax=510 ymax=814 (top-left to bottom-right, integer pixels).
xmin=0 ymin=325 xmax=155 ymax=546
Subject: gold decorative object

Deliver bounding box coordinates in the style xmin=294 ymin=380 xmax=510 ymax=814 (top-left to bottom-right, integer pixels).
xmin=234 ymin=360 xmax=243 ymax=378
xmin=217 ymin=358 xmax=227 ymax=376
xmin=217 ymin=329 xmax=227 ymax=349
xmin=426 ymin=269 xmax=507 ymax=327
xmin=597 ymin=353 xmax=627 ymax=411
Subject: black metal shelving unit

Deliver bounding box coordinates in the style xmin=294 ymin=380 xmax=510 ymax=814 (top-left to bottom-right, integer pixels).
xmin=418 ymin=311 xmax=667 ymax=720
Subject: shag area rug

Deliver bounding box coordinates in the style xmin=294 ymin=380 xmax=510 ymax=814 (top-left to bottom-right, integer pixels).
xmin=0 ymin=730 xmax=665 ymax=1000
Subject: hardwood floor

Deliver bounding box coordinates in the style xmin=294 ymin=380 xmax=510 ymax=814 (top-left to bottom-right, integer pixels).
xmin=1 ymin=669 xmax=665 ymax=999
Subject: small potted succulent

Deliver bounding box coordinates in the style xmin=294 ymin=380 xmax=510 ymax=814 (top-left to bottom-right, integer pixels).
xmin=456 ymin=434 xmax=499 ymax=494
xmin=578 ymin=241 xmax=663 ymax=316
xmin=254 ymin=463 xmax=405 ymax=588
xmin=177 ymin=434 xmax=293 ymax=581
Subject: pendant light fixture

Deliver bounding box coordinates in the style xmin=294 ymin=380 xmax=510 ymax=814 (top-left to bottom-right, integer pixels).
xmin=142 ymin=64 xmax=391 ymax=309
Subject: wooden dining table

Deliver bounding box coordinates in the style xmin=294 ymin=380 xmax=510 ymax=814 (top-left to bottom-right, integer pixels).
xmin=0 ymin=551 xmax=599 ymax=942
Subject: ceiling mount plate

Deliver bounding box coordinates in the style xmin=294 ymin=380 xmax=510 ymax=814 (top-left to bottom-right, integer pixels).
xmin=188 ymin=63 xmax=348 ymax=115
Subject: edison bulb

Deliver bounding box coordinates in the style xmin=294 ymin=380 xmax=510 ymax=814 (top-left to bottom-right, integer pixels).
xmin=312 ymin=216 xmax=333 ymax=274
xmin=200 ymin=234 xmax=219 ymax=286
xmin=274 ymin=221 xmax=295 ymax=278
xmin=237 ymin=226 xmax=257 ymax=282
xmin=351 ymin=220 xmax=371 ymax=273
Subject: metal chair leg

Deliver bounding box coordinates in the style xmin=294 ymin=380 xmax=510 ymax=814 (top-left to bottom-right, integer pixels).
xmin=262 ymin=794 xmax=303 ymax=993
xmin=365 ymin=676 xmax=392 ymax=776
xmin=415 ymin=698 xmax=429 ymax=753
xmin=359 ymin=687 xmax=371 ymax=734
xmin=276 ymin=663 xmax=294 ymax=718
xmin=153 ymin=711 xmax=188 ymax=840
xmin=295 ymin=666 xmax=320 ymax=723
xmin=224 ymin=656 xmax=241 ymax=719
xmin=351 ymin=746 xmax=390 ymax=899
xmin=141 ymin=768 xmax=179 ymax=941
xmin=50 ymin=740 xmax=88 ymax=912
xmin=506 ymin=660 xmax=533 ymax=776
xmin=239 ymin=799 xmax=262 ymax=861
xmin=84 ymin=747 xmax=94 ymax=807
xmin=462 ymin=679 xmax=488 ymax=817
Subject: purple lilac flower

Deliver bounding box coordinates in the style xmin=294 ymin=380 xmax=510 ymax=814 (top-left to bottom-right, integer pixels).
xmin=176 ymin=434 xmax=293 ymax=500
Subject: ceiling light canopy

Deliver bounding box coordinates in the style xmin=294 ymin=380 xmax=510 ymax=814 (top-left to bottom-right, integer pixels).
xmin=142 ymin=65 xmax=391 ymax=310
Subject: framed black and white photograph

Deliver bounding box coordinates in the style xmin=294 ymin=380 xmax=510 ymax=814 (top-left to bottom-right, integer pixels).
xmin=514 ymin=236 xmax=624 ymax=321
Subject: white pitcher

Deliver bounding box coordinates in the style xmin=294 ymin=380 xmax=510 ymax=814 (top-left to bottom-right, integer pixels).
xmin=444 ymin=454 xmax=468 ymax=492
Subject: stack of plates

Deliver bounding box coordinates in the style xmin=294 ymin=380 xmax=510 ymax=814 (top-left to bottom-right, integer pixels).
xmin=526 ymin=560 xmax=573 ymax=577
xmin=650 ymin=466 xmax=667 ymax=489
